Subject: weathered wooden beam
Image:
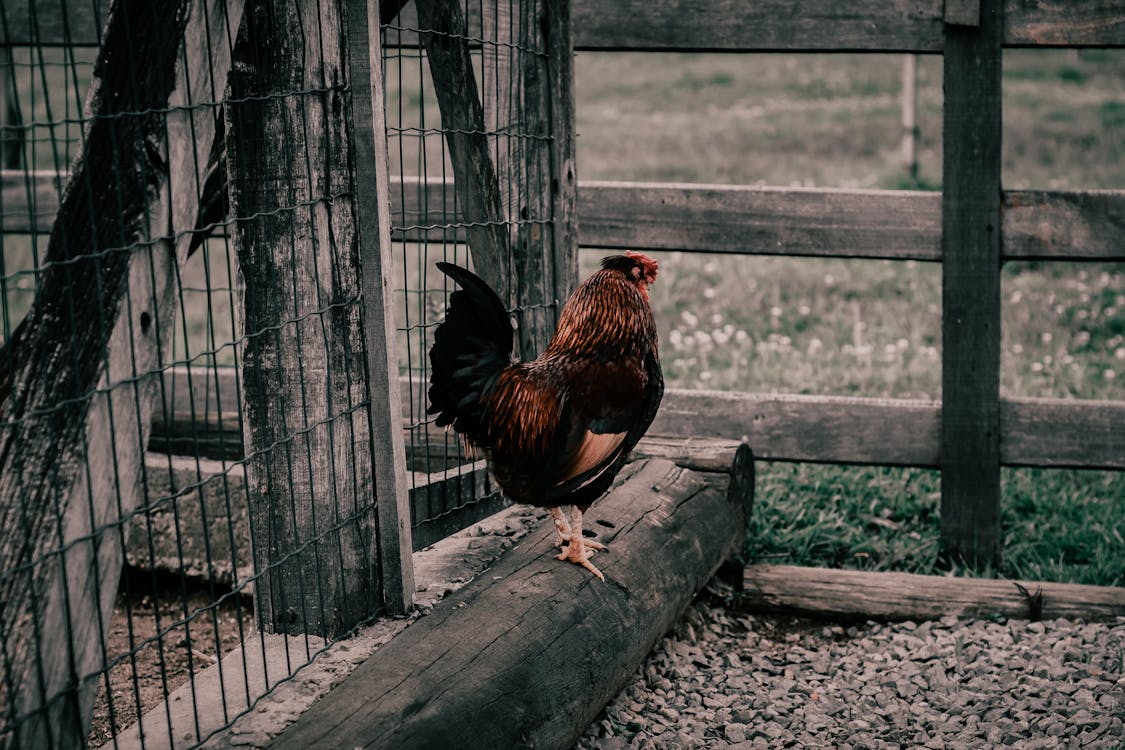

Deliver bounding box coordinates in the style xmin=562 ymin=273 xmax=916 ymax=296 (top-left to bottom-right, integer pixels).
xmin=413 ymin=0 xmax=509 ymax=294
xmin=941 ymin=0 xmax=1004 ymax=568
xmin=11 ymin=173 xmax=1125 ymax=262
xmin=147 ymin=372 xmax=1125 ymax=471
xmin=578 ymin=182 xmax=943 ymax=261
xmin=650 ymin=390 xmax=944 ymax=467
xmin=348 ymin=0 xmax=416 ymax=616
xmin=271 ymin=458 xmax=747 ymax=750
xmin=9 ymin=0 xmax=1125 ymax=49
xmin=740 ymin=564 xmax=1125 ymax=621
xmin=0 ymin=0 xmax=242 ymax=746
xmin=225 ymin=0 xmax=383 ymax=637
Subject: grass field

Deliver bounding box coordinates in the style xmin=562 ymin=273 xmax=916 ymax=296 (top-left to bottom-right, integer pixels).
xmin=3 ymin=48 xmax=1122 ymax=585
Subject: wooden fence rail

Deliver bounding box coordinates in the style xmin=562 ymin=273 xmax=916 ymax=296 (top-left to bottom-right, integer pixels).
xmin=8 ymin=0 xmax=1125 ymax=49
xmin=7 ymin=172 xmax=1125 ymax=263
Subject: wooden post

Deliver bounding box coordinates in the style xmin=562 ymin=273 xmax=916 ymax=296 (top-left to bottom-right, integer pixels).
xmin=225 ymin=0 xmax=385 ymax=636
xmin=900 ymin=54 xmax=918 ymax=183
xmin=545 ymin=0 xmax=579 ymax=309
xmin=940 ymin=0 xmax=1003 ymax=568
xmin=347 ymin=0 xmax=415 ymax=615
xmin=0 ymin=0 xmax=242 ymax=745
xmin=414 ymin=0 xmax=509 ymax=292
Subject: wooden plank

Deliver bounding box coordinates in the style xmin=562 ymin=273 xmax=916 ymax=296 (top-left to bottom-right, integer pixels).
xmin=408 ymin=462 xmax=510 ymax=551
xmin=1000 ymin=396 xmax=1125 ymax=469
xmin=225 ymin=0 xmax=382 ymax=637
xmin=946 ymin=0 xmax=982 ymax=26
xmin=349 ymin=0 xmax=415 ymax=616
xmin=1003 ymin=190 xmax=1125 ymax=260
xmin=0 ymin=0 xmax=242 ymax=746
xmin=12 ymin=173 xmax=1125 ymax=261
xmin=650 ymin=389 xmax=943 ymax=467
xmin=147 ymin=380 xmax=1125 ymax=472
xmin=577 ymin=182 xmax=943 ymax=260
xmin=570 ymin=0 xmax=945 ymax=52
xmin=940 ymin=0 xmax=1004 ymax=568
xmin=10 ymin=0 xmax=1125 ymax=49
xmin=741 ymin=564 xmax=1125 ymax=621
xmin=272 ymin=459 xmax=746 ymax=750
xmin=1003 ymin=0 xmax=1125 ymax=47
xmin=546 ymin=0 xmax=580 ymax=315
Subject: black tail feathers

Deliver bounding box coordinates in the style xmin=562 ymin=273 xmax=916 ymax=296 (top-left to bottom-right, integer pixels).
xmin=427 ymin=263 xmax=513 ymax=441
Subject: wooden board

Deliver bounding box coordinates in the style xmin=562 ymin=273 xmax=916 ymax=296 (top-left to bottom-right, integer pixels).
xmin=10 ymin=173 xmax=1125 ymax=261
xmin=348 ymin=0 xmax=416 ymax=615
xmin=940 ymin=0 xmax=1004 ymax=568
xmin=741 ymin=564 xmax=1125 ymax=621
xmin=147 ymin=373 xmax=1125 ymax=471
xmin=577 ymin=182 xmax=942 ymax=261
xmin=271 ymin=458 xmax=747 ymax=750
xmin=10 ymin=1 xmax=1124 ymax=49
xmin=225 ymin=0 xmax=382 ymax=636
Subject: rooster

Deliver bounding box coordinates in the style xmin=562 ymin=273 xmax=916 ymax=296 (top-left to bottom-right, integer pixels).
xmin=427 ymin=251 xmax=663 ymax=580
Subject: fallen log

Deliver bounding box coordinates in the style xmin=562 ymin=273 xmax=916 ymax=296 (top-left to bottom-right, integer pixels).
xmin=740 ymin=564 xmax=1125 ymax=622
xmin=271 ymin=455 xmax=752 ymax=750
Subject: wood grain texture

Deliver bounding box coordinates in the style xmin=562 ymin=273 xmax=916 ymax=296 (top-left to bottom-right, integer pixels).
xmin=1003 ymin=190 xmax=1125 ymax=260
xmin=11 ymin=0 xmax=1125 ymax=48
xmin=225 ymin=0 xmax=382 ymax=636
xmin=547 ymin=0 xmax=580 ymax=311
xmin=578 ymin=182 xmax=943 ymax=260
xmin=12 ymin=173 xmax=1125 ymax=261
xmin=0 ymin=0 xmax=241 ymax=746
xmin=741 ymin=564 xmax=1125 ymax=622
xmin=272 ymin=459 xmax=745 ymax=750
xmin=147 ymin=375 xmax=1125 ymax=471
xmin=940 ymin=0 xmax=1004 ymax=568
xmin=414 ymin=0 xmax=509 ymax=293
xmin=1003 ymin=0 xmax=1125 ymax=47
xmin=650 ymin=389 xmax=943 ymax=467
xmin=348 ymin=0 xmax=416 ymax=614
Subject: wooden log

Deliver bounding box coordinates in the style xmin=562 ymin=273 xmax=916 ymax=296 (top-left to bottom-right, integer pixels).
xmin=740 ymin=564 xmax=1125 ymax=622
xmin=271 ymin=458 xmax=748 ymax=750
xmin=11 ymin=0 xmax=1125 ymax=49
xmin=940 ymin=0 xmax=1004 ymax=568
xmin=0 ymin=0 xmax=242 ymax=746
xmin=225 ymin=0 xmax=383 ymax=636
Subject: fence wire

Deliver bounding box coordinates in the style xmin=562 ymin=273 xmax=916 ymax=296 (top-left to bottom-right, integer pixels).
xmin=0 ymin=0 xmax=428 ymax=746
xmin=384 ymin=0 xmax=560 ymax=550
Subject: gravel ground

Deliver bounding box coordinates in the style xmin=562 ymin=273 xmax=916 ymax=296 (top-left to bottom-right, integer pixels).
xmin=578 ymin=583 xmax=1125 ymax=749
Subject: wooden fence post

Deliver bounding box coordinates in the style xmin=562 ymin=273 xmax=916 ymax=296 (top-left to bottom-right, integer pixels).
xmin=347 ymin=0 xmax=415 ymax=615
xmin=0 ymin=0 xmax=241 ymax=745
xmin=225 ymin=0 xmax=388 ymax=636
xmin=545 ymin=0 xmax=578 ymax=312
xmin=941 ymin=0 xmax=1003 ymax=568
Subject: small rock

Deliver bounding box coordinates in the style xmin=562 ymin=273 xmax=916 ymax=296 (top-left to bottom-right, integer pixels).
xmin=724 ymin=723 xmax=748 ymax=743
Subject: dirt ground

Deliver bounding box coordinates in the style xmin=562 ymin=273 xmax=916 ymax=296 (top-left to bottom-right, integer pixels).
xmin=87 ymin=571 xmax=254 ymax=747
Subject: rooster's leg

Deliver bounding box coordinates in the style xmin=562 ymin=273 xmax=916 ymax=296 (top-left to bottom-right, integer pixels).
xmin=549 ymin=505 xmax=607 ymax=551
xmin=556 ymin=506 xmax=605 ymax=581
xmin=549 ymin=506 xmax=572 ymax=548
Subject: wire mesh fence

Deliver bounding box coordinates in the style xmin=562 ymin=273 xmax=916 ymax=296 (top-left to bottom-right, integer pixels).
xmin=384 ymin=0 xmax=571 ymax=549
xmin=0 ymin=0 xmax=569 ymax=745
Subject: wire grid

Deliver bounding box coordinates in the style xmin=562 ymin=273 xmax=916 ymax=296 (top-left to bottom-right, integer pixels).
xmin=0 ymin=1 xmax=386 ymax=747
xmin=384 ymin=0 xmax=559 ymax=545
